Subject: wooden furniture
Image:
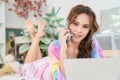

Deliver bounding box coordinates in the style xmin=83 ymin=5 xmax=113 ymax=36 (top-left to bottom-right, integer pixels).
xmin=103 ymin=50 xmax=120 ymax=58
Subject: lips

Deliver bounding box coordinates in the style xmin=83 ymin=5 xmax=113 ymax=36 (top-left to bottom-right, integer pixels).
xmin=74 ymin=35 xmax=82 ymax=38
xmin=71 ymin=31 xmax=82 ymax=38
xmin=72 ymin=32 xmax=82 ymax=38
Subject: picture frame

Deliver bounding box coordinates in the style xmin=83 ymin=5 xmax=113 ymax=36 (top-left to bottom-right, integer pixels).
xmin=6 ymin=27 xmax=23 ymax=57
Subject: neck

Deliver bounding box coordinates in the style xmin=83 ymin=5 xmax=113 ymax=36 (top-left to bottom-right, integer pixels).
xmin=68 ymin=40 xmax=80 ymax=49
xmin=66 ymin=41 xmax=80 ymax=59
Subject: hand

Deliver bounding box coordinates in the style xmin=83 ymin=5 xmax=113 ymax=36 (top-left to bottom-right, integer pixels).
xmin=59 ymin=28 xmax=70 ymax=50
xmin=59 ymin=28 xmax=70 ymax=76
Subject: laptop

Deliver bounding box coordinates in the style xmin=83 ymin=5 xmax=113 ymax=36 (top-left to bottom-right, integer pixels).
xmin=64 ymin=58 xmax=120 ymax=80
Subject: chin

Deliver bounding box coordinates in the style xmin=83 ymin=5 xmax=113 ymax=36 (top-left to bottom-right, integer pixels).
xmin=72 ymin=39 xmax=82 ymax=43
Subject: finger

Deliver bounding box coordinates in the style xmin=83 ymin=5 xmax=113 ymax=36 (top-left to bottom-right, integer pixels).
xmin=60 ymin=28 xmax=69 ymax=34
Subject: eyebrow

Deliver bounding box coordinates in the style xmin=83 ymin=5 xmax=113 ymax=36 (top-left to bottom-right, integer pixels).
xmin=74 ymin=20 xmax=90 ymax=26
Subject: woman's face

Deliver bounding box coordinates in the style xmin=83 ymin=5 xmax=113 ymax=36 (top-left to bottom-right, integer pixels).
xmin=69 ymin=13 xmax=90 ymax=43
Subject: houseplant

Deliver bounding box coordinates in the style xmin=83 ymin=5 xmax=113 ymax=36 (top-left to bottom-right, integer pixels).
xmin=39 ymin=7 xmax=64 ymax=57
xmin=22 ymin=7 xmax=64 ymax=57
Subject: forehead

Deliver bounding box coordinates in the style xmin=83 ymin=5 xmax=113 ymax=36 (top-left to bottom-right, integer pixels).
xmin=75 ymin=13 xmax=90 ymax=25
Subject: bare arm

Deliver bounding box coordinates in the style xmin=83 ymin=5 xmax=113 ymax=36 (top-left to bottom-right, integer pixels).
xmin=60 ymin=48 xmax=67 ymax=77
xmin=59 ymin=28 xmax=69 ymax=77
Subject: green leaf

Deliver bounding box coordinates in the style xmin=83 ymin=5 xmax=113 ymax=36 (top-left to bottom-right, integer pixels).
xmin=34 ymin=25 xmax=38 ymax=29
xmin=40 ymin=37 xmax=52 ymax=45
xmin=57 ymin=24 xmax=65 ymax=27
xmin=51 ymin=7 xmax=56 ymax=16
xmin=49 ymin=24 xmax=54 ymax=28
xmin=55 ymin=7 xmax=61 ymax=15
xmin=55 ymin=32 xmax=59 ymax=39
xmin=27 ymin=6 xmax=65 ymax=57
xmin=45 ymin=13 xmax=52 ymax=17
xmin=43 ymin=17 xmax=50 ymax=23
xmin=56 ymin=18 xmax=64 ymax=24
xmin=40 ymin=44 xmax=48 ymax=50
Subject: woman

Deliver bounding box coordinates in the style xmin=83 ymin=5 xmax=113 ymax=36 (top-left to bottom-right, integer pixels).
xmin=19 ymin=4 xmax=104 ymax=80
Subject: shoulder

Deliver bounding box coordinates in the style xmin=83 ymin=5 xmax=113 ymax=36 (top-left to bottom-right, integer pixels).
xmin=48 ymin=40 xmax=60 ymax=53
xmin=49 ymin=40 xmax=60 ymax=48
xmin=91 ymin=38 xmax=99 ymax=48
xmin=91 ymin=38 xmax=104 ymax=58
xmin=48 ymin=40 xmax=61 ymax=60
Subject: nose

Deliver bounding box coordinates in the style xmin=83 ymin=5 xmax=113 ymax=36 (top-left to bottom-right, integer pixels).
xmin=76 ymin=25 xmax=82 ymax=32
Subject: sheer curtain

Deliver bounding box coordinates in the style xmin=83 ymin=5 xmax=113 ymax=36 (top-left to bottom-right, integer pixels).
xmin=111 ymin=33 xmax=120 ymax=57
xmin=96 ymin=7 xmax=120 ymax=58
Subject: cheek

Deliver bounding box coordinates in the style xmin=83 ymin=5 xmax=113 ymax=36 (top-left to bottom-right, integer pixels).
xmin=83 ymin=30 xmax=90 ymax=36
xmin=86 ymin=30 xmax=90 ymax=34
xmin=69 ymin=26 xmax=75 ymax=32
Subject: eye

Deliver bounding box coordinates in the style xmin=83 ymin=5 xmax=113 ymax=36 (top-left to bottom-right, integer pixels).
xmin=73 ymin=22 xmax=78 ymax=26
xmin=83 ymin=25 xmax=89 ymax=28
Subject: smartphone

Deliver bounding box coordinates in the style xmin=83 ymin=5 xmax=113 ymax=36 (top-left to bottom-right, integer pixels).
xmin=66 ymin=30 xmax=71 ymax=44
xmin=65 ymin=19 xmax=71 ymax=44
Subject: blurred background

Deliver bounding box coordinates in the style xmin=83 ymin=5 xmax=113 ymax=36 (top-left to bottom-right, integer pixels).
xmin=0 ymin=0 xmax=120 ymax=79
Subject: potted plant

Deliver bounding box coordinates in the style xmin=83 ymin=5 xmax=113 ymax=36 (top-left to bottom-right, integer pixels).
xmin=21 ymin=7 xmax=64 ymax=57
xmin=39 ymin=7 xmax=64 ymax=57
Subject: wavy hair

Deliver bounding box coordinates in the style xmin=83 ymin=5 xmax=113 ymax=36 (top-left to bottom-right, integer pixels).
xmin=67 ymin=5 xmax=99 ymax=58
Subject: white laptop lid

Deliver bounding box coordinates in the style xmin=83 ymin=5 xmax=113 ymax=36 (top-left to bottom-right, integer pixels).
xmin=64 ymin=58 xmax=120 ymax=80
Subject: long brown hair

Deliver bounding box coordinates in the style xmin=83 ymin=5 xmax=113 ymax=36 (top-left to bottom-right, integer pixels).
xmin=67 ymin=5 xmax=99 ymax=58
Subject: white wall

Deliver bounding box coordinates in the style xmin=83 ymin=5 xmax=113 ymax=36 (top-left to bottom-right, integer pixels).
xmin=5 ymin=3 xmax=25 ymax=29
xmin=47 ymin=0 xmax=120 ymax=24
xmin=5 ymin=0 xmax=120 ymax=28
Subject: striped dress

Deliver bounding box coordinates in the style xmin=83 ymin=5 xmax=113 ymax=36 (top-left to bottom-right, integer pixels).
xmin=19 ymin=39 xmax=104 ymax=80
